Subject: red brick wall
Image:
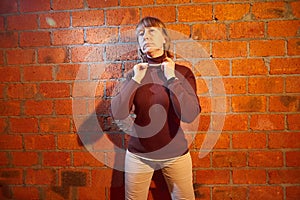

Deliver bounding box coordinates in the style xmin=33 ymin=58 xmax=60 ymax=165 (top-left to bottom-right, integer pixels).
xmin=0 ymin=0 xmax=299 ymax=199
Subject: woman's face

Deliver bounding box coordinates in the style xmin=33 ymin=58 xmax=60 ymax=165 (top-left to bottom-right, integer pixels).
xmin=137 ymin=26 xmax=166 ymax=57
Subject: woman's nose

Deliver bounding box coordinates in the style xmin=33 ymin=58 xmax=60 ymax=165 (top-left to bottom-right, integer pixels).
xmin=143 ymin=30 xmax=150 ymax=39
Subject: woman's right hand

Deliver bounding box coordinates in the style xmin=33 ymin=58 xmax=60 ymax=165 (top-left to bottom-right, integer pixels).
xmin=132 ymin=63 xmax=148 ymax=84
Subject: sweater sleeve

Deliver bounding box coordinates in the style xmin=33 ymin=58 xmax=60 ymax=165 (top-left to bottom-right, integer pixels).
xmin=111 ymin=71 xmax=139 ymax=120
xmin=167 ymin=67 xmax=201 ymax=123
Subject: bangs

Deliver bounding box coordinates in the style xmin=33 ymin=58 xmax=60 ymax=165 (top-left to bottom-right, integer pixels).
xmin=136 ymin=17 xmax=166 ymax=30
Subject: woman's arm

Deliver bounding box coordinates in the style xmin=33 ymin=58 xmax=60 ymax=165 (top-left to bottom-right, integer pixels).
xmin=167 ymin=67 xmax=201 ymax=123
xmin=111 ymin=72 xmax=138 ymax=120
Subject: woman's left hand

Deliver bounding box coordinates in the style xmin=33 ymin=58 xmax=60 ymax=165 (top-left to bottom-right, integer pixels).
xmin=161 ymin=57 xmax=176 ymax=80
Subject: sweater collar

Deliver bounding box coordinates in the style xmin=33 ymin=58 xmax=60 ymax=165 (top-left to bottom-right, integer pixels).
xmin=146 ymin=52 xmax=166 ymax=65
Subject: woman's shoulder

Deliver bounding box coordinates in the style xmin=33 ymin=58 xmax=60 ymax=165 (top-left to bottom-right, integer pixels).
xmin=175 ymin=63 xmax=194 ymax=76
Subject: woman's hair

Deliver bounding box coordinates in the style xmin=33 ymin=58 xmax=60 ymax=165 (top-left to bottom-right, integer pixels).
xmin=136 ymin=16 xmax=172 ymax=62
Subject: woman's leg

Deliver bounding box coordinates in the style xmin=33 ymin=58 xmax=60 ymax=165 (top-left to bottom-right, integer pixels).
xmin=161 ymin=152 xmax=195 ymax=200
xmin=125 ymin=151 xmax=154 ymax=200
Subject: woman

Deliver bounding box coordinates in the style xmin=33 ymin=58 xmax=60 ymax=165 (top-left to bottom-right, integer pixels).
xmin=111 ymin=16 xmax=201 ymax=200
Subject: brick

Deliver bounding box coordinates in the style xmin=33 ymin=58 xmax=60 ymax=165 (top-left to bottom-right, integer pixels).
xmin=0 ymin=17 xmax=4 ymax=31
xmin=250 ymin=40 xmax=285 ymax=57
xmin=11 ymin=152 xmax=39 ymax=166
xmin=250 ymin=114 xmax=284 ymax=131
xmin=270 ymin=58 xmax=300 ymax=75
xmin=286 ymin=151 xmax=300 ymax=167
xmin=286 ymin=77 xmax=300 ymax=93
xmin=178 ymin=5 xmax=212 ymax=22
xmin=7 ymin=83 xmax=37 ymax=99
xmin=196 ymin=79 xmax=209 ymax=95
xmin=249 ymin=151 xmax=283 ymax=167
xmin=20 ymin=0 xmax=50 ymax=12
xmin=233 ymin=169 xmax=266 ymax=184
xmin=252 ymin=2 xmax=287 ymax=19
xmin=121 ymin=0 xmax=153 ymax=6
xmin=268 ymin=169 xmax=300 ymax=184
xmin=54 ymin=99 xmax=72 ymax=115
xmin=43 ymin=152 xmax=71 ymax=166
xmin=190 ymin=151 xmax=210 ymax=168
xmin=72 ymin=10 xmax=104 ymax=27
xmin=212 ymin=41 xmax=247 ymax=58
xmin=269 ymin=132 xmax=300 ymax=149
xmin=0 ymin=67 xmax=21 ymax=82
xmin=10 ymin=117 xmax=38 ymax=133
xmin=287 ymin=38 xmax=300 ymax=56
xmin=213 ymin=77 xmax=247 ymax=94
xmin=250 ymin=115 xmax=285 ymax=130
xmin=0 ymin=134 xmax=22 ymax=150
xmin=291 ymin=1 xmax=300 ymax=18
xmin=52 ymin=0 xmax=84 ymax=10
xmin=196 ymin=170 xmax=230 ymax=184
xmin=78 ymin=187 xmax=106 ymax=200
xmin=232 ymin=96 xmax=267 ymax=112
xmin=212 ymin=151 xmax=247 ymax=167
xmin=215 ymin=4 xmax=250 ymax=21
xmin=12 ymin=187 xmax=40 ymax=200
xmin=120 ymin=26 xmax=137 ymax=43
xmin=0 ymin=32 xmax=18 ymax=48
xmin=26 ymin=168 xmax=55 ymax=185
xmin=166 ymin=24 xmax=191 ymax=40
xmin=86 ymin=0 xmax=118 ymax=8
xmin=248 ymin=77 xmax=284 ymax=94
xmin=73 ymin=152 xmax=105 ymax=167
xmin=39 ymin=83 xmax=70 ymax=98
xmin=57 ymin=133 xmax=83 ymax=150
xmin=38 ymin=47 xmax=69 ymax=64
xmin=91 ymin=63 xmax=122 ymax=80
xmin=23 ymin=66 xmax=53 ymax=81
xmin=56 ymin=64 xmax=88 ymax=80
xmin=105 ymin=44 xmax=137 ymax=61
xmin=0 ymin=100 xmax=21 ymax=116
xmin=40 ymin=117 xmax=71 ymax=133
xmin=0 ymin=51 xmax=3 ymax=65
xmin=86 ymin=27 xmax=119 ymax=44
xmin=71 ymin=46 xmax=104 ymax=62
xmin=269 ymin=96 xmax=300 ymax=112
xmin=230 ymin=22 xmax=265 ymax=39
xmin=91 ymin=169 xmax=123 ymax=188
xmin=0 ymin=83 xmax=5 ymax=98
xmin=0 ymin=152 xmax=8 ymax=166
xmin=287 ymin=114 xmax=300 ymax=130
xmin=249 ymin=186 xmax=283 ymax=200
xmin=0 ymin=0 xmax=18 ymax=14
xmin=7 ymin=14 xmax=38 ymax=30
xmin=221 ymin=114 xmax=248 ymax=131
xmin=268 ymin=20 xmax=300 ymax=37
xmin=157 ymin=0 xmax=189 ymax=3
xmin=40 ymin=12 xmax=70 ymax=29
xmin=24 ymin=134 xmax=56 ymax=150
xmin=232 ymin=59 xmax=267 ymax=76
xmin=212 ymin=187 xmax=247 ymax=200
xmin=6 ymin=49 xmax=36 ymax=65
xmin=107 ymin=8 xmax=139 ymax=25
xmin=192 ymin=23 xmax=226 ymax=40
xmin=286 ymin=186 xmax=300 ymax=200
xmin=25 ymin=100 xmax=53 ymax=115
xmin=0 ymin=168 xmax=23 ymax=184
xmin=142 ymin=7 xmax=176 ymax=23
xmin=232 ymin=132 xmax=266 ymax=149
xmin=53 ymin=29 xmax=84 ymax=45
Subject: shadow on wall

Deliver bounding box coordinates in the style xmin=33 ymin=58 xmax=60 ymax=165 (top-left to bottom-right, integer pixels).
xmin=76 ymin=94 xmax=172 ymax=200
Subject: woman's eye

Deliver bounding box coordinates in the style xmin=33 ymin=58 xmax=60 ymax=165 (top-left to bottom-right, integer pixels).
xmin=138 ymin=31 xmax=144 ymax=36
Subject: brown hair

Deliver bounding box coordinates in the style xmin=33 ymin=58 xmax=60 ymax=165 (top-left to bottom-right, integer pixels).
xmin=136 ymin=16 xmax=172 ymax=62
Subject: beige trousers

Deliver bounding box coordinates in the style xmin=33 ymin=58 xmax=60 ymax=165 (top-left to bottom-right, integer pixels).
xmin=125 ymin=150 xmax=195 ymax=200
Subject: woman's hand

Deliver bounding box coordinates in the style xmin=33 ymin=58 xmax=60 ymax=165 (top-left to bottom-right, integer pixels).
xmin=162 ymin=57 xmax=176 ymax=80
xmin=132 ymin=63 xmax=148 ymax=84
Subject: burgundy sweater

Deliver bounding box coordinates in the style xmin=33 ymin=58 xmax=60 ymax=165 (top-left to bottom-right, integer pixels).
xmin=111 ymin=54 xmax=201 ymax=159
